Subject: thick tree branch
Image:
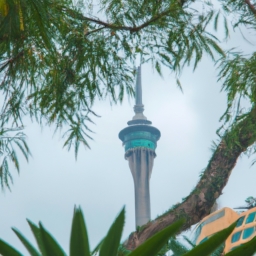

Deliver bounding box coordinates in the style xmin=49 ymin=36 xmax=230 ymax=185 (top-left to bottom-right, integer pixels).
xmin=125 ymin=106 xmax=256 ymax=250
xmin=60 ymin=5 xmax=180 ymax=33
xmin=84 ymin=8 xmax=174 ymax=33
xmin=244 ymin=0 xmax=256 ymax=15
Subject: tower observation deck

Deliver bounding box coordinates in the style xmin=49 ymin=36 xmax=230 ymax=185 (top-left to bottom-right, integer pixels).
xmin=119 ymin=66 xmax=161 ymax=227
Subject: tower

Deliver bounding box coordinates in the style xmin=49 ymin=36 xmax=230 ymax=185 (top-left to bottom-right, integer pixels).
xmin=119 ymin=66 xmax=161 ymax=227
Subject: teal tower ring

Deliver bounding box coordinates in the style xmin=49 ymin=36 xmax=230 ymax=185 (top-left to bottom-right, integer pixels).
xmin=119 ymin=125 xmax=160 ymax=152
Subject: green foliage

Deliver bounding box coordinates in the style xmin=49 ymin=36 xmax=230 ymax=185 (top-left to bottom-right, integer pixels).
xmin=12 ymin=227 xmax=41 ymax=256
xmin=245 ymin=196 xmax=256 ymax=208
xmin=0 ymin=239 xmax=22 ymax=256
xmin=0 ymin=0 xmax=226 ymax=157
xmin=159 ymin=237 xmax=190 ymax=256
xmin=0 ymin=206 xmax=256 ymax=256
xmin=159 ymin=235 xmax=224 ymax=256
xmin=2 ymin=0 xmax=255 ymax=188
xmin=0 ymin=125 xmax=30 ymax=190
xmin=183 ymin=221 xmax=236 ymax=256
xmin=99 ymin=207 xmax=125 ymax=256
xmin=128 ymin=218 xmax=185 ymax=256
xmin=0 ymin=0 xmax=237 ymax=189
xmin=70 ymin=206 xmax=90 ymax=256
xmin=218 ymin=52 xmax=256 ymax=118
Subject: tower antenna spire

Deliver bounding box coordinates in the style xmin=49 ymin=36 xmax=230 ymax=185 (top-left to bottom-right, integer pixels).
xmin=133 ymin=65 xmax=146 ymax=120
xmin=135 ymin=65 xmax=142 ymax=105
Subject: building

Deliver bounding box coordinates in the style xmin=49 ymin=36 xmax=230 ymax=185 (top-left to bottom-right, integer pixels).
xmin=118 ymin=66 xmax=161 ymax=227
xmin=194 ymin=207 xmax=256 ymax=254
xmin=224 ymin=207 xmax=256 ymax=253
xmin=194 ymin=207 xmax=239 ymax=246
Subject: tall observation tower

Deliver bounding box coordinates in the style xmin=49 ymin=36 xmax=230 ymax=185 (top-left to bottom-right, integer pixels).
xmin=119 ymin=66 xmax=161 ymax=227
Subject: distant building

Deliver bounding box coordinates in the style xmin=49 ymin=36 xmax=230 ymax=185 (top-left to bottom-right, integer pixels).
xmin=118 ymin=66 xmax=161 ymax=227
xmin=225 ymin=207 xmax=256 ymax=253
xmin=194 ymin=207 xmax=256 ymax=254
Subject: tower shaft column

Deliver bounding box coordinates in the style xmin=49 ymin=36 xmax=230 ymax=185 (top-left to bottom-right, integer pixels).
xmin=126 ymin=148 xmax=155 ymax=227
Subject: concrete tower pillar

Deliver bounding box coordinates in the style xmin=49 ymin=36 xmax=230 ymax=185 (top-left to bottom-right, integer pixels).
xmin=126 ymin=148 xmax=155 ymax=226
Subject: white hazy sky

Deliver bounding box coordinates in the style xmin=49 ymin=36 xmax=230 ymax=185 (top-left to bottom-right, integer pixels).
xmin=1 ymin=10 xmax=256 ymax=255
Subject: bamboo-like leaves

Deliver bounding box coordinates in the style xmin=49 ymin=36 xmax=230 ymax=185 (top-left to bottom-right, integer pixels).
xmin=25 ymin=0 xmax=53 ymax=50
xmin=0 ymin=0 xmax=228 ymax=160
xmin=217 ymin=51 xmax=256 ymax=127
xmin=0 ymin=126 xmax=31 ymax=190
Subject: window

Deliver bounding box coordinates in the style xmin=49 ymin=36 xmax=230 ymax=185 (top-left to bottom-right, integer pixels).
xmin=243 ymin=227 xmax=255 ymax=239
xmin=231 ymin=231 xmax=242 ymax=243
xmin=203 ymin=210 xmax=225 ymax=226
xmin=236 ymin=216 xmax=245 ymax=227
xmin=195 ymin=210 xmax=225 ymax=243
xmin=245 ymin=212 xmax=256 ymax=224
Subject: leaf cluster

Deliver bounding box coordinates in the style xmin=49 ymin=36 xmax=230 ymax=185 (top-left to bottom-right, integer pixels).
xmin=0 ymin=207 xmax=256 ymax=256
xmin=0 ymin=0 xmax=232 ymax=189
xmin=0 ymin=0 xmax=225 ymax=153
xmin=0 ymin=125 xmax=30 ymax=190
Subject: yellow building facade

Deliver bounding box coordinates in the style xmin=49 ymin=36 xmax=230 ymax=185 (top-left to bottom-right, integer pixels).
xmin=224 ymin=207 xmax=256 ymax=253
xmin=194 ymin=207 xmax=256 ymax=254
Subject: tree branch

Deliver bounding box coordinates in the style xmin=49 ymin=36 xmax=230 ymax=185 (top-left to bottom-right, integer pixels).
xmin=60 ymin=5 xmax=179 ymax=33
xmin=85 ymin=27 xmax=105 ymax=36
xmin=244 ymin=0 xmax=256 ymax=15
xmin=125 ymin=106 xmax=256 ymax=250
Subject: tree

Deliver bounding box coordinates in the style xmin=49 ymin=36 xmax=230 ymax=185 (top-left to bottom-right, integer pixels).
xmin=1 ymin=0 xmax=256 ymax=251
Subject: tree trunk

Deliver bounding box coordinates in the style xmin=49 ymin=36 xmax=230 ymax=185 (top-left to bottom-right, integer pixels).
xmin=125 ymin=106 xmax=256 ymax=250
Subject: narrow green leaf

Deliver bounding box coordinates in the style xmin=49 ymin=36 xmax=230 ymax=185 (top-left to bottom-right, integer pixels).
xmin=99 ymin=207 xmax=125 ymax=256
xmin=0 ymin=239 xmax=23 ymax=256
xmin=27 ymin=220 xmax=47 ymax=256
xmin=39 ymin=222 xmax=66 ymax=256
xmin=128 ymin=218 xmax=185 ymax=256
xmin=183 ymin=221 xmax=237 ymax=256
xmin=12 ymin=228 xmax=41 ymax=256
xmin=70 ymin=206 xmax=90 ymax=256
xmin=155 ymin=61 xmax=162 ymax=77
xmin=224 ymin=17 xmax=229 ymax=39
xmin=213 ymin=11 xmax=220 ymax=31
xmin=176 ymin=79 xmax=183 ymax=94
xmin=225 ymin=235 xmax=256 ymax=256
xmin=26 ymin=0 xmax=53 ymax=50
xmin=91 ymin=239 xmax=104 ymax=255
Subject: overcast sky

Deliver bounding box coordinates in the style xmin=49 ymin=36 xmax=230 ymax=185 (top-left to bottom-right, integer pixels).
xmin=1 ymin=8 xmax=256 ymax=255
